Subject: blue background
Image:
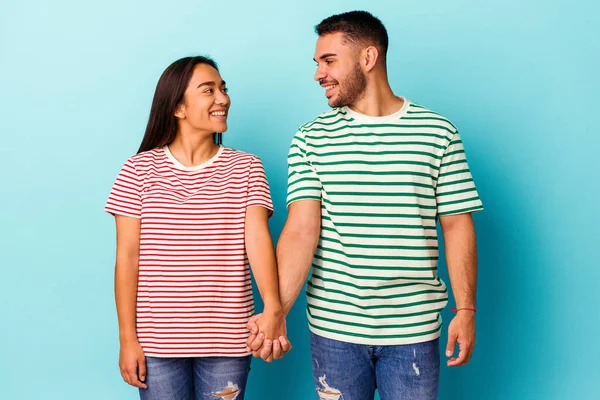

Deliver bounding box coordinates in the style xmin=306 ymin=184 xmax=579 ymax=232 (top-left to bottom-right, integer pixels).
xmin=0 ymin=0 xmax=598 ymax=398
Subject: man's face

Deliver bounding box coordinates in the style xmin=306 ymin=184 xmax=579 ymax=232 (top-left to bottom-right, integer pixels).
xmin=314 ymin=32 xmax=367 ymax=108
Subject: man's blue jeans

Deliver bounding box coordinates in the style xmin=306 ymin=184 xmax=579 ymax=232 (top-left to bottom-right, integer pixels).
xmin=139 ymin=356 xmax=251 ymax=400
xmin=310 ymin=332 xmax=440 ymax=400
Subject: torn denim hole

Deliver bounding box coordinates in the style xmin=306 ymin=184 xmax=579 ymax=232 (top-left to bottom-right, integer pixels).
xmin=210 ymin=382 xmax=240 ymax=400
xmin=317 ymin=375 xmax=342 ymax=400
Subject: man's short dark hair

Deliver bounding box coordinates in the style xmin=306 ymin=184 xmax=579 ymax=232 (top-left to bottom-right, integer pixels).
xmin=316 ymin=11 xmax=389 ymax=59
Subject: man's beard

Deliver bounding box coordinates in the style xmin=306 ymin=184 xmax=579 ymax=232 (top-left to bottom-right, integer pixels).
xmin=330 ymin=63 xmax=367 ymax=108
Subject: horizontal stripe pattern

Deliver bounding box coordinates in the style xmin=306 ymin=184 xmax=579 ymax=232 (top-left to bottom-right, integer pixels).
xmin=105 ymin=146 xmax=273 ymax=357
xmin=287 ymin=100 xmax=482 ymax=345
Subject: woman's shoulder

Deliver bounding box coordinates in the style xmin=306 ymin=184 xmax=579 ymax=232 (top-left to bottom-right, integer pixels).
xmin=126 ymin=147 xmax=165 ymax=166
xmin=221 ymin=146 xmax=262 ymax=164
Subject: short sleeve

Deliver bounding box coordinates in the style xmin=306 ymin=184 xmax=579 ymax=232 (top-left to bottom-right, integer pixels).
xmin=286 ymin=133 xmax=322 ymax=207
xmin=104 ymin=158 xmax=143 ymax=219
xmin=246 ymin=157 xmax=274 ymax=217
xmin=435 ymin=132 xmax=483 ymax=216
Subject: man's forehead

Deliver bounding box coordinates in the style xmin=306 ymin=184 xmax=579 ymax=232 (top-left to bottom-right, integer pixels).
xmin=316 ymin=32 xmax=345 ymax=47
xmin=314 ymin=32 xmax=349 ymax=57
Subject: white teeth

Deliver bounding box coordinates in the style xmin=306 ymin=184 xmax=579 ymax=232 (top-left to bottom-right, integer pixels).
xmin=325 ymin=85 xmax=337 ymax=90
xmin=210 ymin=111 xmax=226 ymax=116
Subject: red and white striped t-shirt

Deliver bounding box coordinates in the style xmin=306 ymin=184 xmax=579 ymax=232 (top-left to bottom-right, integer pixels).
xmin=105 ymin=146 xmax=273 ymax=357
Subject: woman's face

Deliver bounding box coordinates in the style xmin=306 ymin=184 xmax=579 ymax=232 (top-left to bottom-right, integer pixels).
xmin=175 ymin=63 xmax=230 ymax=135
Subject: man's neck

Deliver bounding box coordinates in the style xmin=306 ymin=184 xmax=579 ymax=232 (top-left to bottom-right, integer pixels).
xmin=347 ymin=79 xmax=404 ymax=117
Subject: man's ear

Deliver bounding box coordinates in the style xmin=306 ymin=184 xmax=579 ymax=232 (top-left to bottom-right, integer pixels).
xmin=363 ymin=46 xmax=379 ymax=72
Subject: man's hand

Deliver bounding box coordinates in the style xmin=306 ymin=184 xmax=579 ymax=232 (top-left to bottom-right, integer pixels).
xmin=445 ymin=311 xmax=476 ymax=366
xmin=246 ymin=313 xmax=292 ymax=361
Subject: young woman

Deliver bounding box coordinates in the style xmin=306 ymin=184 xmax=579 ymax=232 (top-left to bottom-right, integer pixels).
xmin=105 ymin=56 xmax=289 ymax=399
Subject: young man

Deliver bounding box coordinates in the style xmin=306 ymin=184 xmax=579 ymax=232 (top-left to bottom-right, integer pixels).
xmin=248 ymin=11 xmax=483 ymax=399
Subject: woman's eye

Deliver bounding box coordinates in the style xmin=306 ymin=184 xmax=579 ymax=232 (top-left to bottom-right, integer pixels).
xmin=223 ymin=87 xmax=229 ymax=93
xmin=204 ymin=89 xmax=214 ymax=94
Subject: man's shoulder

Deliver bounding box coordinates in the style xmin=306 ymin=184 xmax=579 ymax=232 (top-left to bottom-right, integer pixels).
xmin=405 ymin=102 xmax=458 ymax=132
xmin=298 ymin=108 xmax=349 ymax=133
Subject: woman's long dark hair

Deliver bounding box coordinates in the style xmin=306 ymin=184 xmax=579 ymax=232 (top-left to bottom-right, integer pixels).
xmin=137 ymin=56 xmax=222 ymax=154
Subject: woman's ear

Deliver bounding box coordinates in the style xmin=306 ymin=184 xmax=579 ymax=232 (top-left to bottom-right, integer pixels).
xmin=174 ymin=103 xmax=186 ymax=119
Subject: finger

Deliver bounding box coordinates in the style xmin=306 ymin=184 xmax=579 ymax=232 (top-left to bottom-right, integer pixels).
xmin=246 ymin=333 xmax=257 ymax=350
xmin=120 ymin=369 xmax=128 ymax=384
xmin=252 ymin=349 xmax=261 ymax=358
xmin=272 ymin=339 xmax=283 ymax=360
xmin=279 ymin=336 xmax=292 ymax=353
xmin=138 ymin=357 xmax=148 ymax=388
xmin=249 ymin=314 xmax=262 ymax=334
xmin=448 ymin=342 xmax=468 ymax=367
xmin=123 ymin=367 xmax=134 ymax=386
xmin=249 ymin=333 xmax=265 ymax=352
xmin=260 ymin=339 xmax=273 ymax=361
xmin=464 ymin=342 xmax=475 ymax=364
xmin=126 ymin=367 xmax=147 ymax=389
xmin=246 ymin=315 xmax=259 ymax=334
xmin=266 ymin=354 xmax=274 ymax=362
xmin=445 ymin=330 xmax=457 ymax=358
xmin=125 ymin=363 xmax=147 ymax=389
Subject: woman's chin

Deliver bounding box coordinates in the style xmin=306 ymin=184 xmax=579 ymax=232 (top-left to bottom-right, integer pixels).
xmin=213 ymin=122 xmax=228 ymax=133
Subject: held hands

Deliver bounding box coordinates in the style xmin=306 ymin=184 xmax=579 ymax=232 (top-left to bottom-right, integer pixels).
xmin=446 ymin=310 xmax=476 ymax=366
xmin=246 ymin=312 xmax=292 ymax=362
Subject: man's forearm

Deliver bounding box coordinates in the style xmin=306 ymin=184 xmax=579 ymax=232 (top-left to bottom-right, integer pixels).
xmin=277 ymin=227 xmax=319 ymax=315
xmin=441 ymin=214 xmax=478 ymax=308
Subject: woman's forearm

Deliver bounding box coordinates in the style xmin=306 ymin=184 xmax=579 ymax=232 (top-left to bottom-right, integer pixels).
xmin=115 ymin=255 xmax=139 ymax=342
xmin=114 ymin=215 xmax=142 ymax=343
xmin=245 ymin=207 xmax=282 ymax=313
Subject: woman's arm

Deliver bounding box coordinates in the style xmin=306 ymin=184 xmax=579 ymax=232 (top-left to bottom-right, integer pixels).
xmin=114 ymin=215 xmax=147 ymax=388
xmin=244 ymin=206 xmax=287 ymax=361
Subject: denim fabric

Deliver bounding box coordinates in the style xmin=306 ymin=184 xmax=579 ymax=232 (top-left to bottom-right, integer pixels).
xmin=139 ymin=356 xmax=251 ymax=400
xmin=310 ymin=332 xmax=439 ymax=400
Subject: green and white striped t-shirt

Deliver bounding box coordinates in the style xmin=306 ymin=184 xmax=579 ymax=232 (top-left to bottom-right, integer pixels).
xmin=286 ymin=98 xmax=483 ymax=345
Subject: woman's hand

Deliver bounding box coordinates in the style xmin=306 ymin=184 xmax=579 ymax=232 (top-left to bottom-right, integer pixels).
xmin=247 ymin=311 xmax=292 ymax=362
xmin=119 ymin=339 xmax=148 ymax=389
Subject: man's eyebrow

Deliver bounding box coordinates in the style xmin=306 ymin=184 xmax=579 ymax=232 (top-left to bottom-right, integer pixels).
xmin=313 ymin=53 xmax=337 ymax=62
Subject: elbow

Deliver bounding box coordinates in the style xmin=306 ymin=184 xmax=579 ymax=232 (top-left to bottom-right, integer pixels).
xmin=304 ymin=231 xmax=321 ymax=253
xmin=115 ymin=252 xmax=140 ymax=272
xmin=296 ymin=231 xmax=320 ymax=257
xmin=295 ymin=222 xmax=321 ymax=249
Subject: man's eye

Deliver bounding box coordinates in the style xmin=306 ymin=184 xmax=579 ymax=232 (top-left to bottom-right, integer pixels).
xmin=325 ymin=60 xmax=333 ymax=65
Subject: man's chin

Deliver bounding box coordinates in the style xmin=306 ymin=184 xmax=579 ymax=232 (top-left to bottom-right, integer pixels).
xmin=327 ymin=96 xmax=342 ymax=108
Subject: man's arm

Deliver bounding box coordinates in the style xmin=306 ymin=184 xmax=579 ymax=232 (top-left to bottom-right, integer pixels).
xmin=277 ymin=199 xmax=322 ymax=315
xmin=439 ymin=212 xmax=478 ymax=367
